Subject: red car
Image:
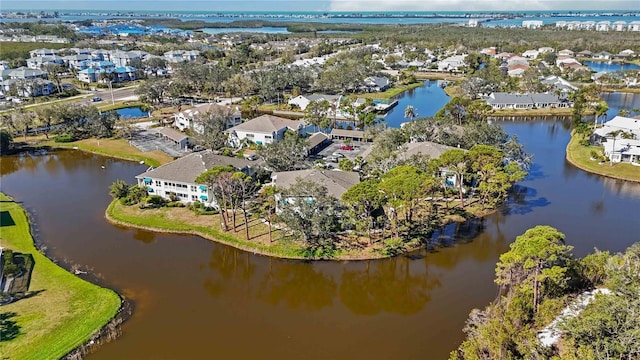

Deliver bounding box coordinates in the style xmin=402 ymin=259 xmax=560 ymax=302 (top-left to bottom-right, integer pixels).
xmin=339 ymin=145 xmax=354 ymax=151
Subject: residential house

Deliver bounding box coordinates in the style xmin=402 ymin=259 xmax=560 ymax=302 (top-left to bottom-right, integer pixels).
xmin=438 ymin=55 xmax=467 ymax=72
xmin=288 ymin=93 xmax=341 ymax=111
xmin=522 ymin=50 xmax=539 ymax=59
xmin=0 ymin=67 xmax=48 ymax=80
xmin=64 ymin=54 xmax=95 ymax=70
xmin=593 ymin=51 xmax=612 ymax=60
xmin=271 ymin=169 xmax=360 ymax=213
xmin=0 ymin=61 xmax=9 ymax=70
xmin=596 ymin=21 xmax=611 ymax=31
xmin=305 ymin=132 xmax=331 ymax=155
xmin=483 ymin=92 xmax=570 ymax=110
xmin=0 ymin=78 xmax=55 ymax=98
xmin=581 ymin=21 xmax=596 ymax=30
xmin=227 ymin=114 xmax=303 ymax=147
xmin=330 ymin=128 xmax=370 ymax=142
xmin=26 ymin=55 xmax=64 ymax=69
xmin=576 ymin=50 xmax=593 ymax=58
xmin=540 ymin=76 xmax=578 ymax=94
xmin=174 ymin=103 xmax=242 ymax=132
xmin=612 ymin=21 xmax=627 ymax=31
xmin=506 ymin=56 xmax=529 ymax=67
xmin=592 ymin=116 xmax=640 ymax=164
xmin=363 ymin=76 xmax=390 ymax=92
xmin=629 ymin=21 xmax=640 ymax=31
xmin=135 ymin=150 xmax=259 ymax=207
xmin=522 ymin=20 xmax=543 ymax=29
xmin=163 ymin=50 xmax=201 ymax=64
xmin=28 ymin=48 xmax=59 ymax=58
xmin=538 ymin=47 xmax=555 ymax=54
xmin=558 ymin=49 xmax=575 ymax=57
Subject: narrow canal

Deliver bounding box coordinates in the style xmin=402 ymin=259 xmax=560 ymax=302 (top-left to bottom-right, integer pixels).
xmin=0 ymin=90 xmax=638 ymax=359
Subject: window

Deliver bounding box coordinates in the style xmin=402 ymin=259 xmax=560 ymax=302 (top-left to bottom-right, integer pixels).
xmin=265 ymin=135 xmax=272 ymax=139
xmin=246 ymin=133 xmax=254 ymax=139
xmin=191 ymin=185 xmax=197 ymax=192
xmin=156 ymin=181 xmax=161 ymax=186
xmin=192 ymin=195 xmax=198 ymax=201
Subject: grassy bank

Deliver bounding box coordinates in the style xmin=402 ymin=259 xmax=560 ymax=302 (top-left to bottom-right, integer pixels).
xmin=106 ymin=200 xmax=310 ymax=259
xmin=38 ymin=137 xmax=173 ymax=167
xmin=105 ymin=200 xmax=399 ymax=260
xmin=565 ymin=131 xmax=640 ymax=182
xmin=358 ymin=82 xmax=424 ymax=100
xmin=0 ymin=193 xmax=121 ymax=359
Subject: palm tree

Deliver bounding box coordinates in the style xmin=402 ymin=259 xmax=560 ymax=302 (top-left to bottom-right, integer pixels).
xmin=404 ymin=105 xmax=417 ymax=122
xmin=606 ymin=130 xmax=622 ymax=166
xmin=593 ymin=102 xmax=608 ymax=130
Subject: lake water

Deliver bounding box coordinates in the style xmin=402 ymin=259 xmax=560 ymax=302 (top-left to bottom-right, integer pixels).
xmin=382 ymin=80 xmax=451 ymax=128
xmin=115 ymin=106 xmax=149 ymax=118
xmin=1 ymin=93 xmax=639 ymax=359
xmin=200 ymin=26 xmax=290 ymax=34
xmin=584 ymin=61 xmax=640 ymax=73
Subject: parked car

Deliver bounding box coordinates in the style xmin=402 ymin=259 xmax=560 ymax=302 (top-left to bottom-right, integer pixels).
xmin=325 ymin=156 xmax=339 ymax=163
xmin=244 ymin=154 xmax=257 ymax=161
xmin=91 ymin=97 xmax=102 ymax=102
xmin=332 ymin=152 xmax=345 ymax=158
xmin=339 ymin=145 xmax=354 ymax=151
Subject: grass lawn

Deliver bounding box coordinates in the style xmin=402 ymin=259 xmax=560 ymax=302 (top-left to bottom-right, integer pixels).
xmin=357 ymin=82 xmax=424 ymax=100
xmin=566 ymin=132 xmax=640 ymax=182
xmin=40 ymin=137 xmax=173 ymax=167
xmin=0 ymin=193 xmax=121 ymax=360
xmin=492 ymin=107 xmax=576 ymax=117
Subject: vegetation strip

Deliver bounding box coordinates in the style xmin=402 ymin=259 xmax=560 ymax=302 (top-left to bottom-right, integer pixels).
xmin=565 ymin=131 xmax=640 ymax=183
xmin=0 ymin=193 xmax=121 ymax=359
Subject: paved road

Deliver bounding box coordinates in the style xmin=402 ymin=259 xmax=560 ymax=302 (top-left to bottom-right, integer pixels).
xmin=81 ymin=86 xmax=140 ymax=106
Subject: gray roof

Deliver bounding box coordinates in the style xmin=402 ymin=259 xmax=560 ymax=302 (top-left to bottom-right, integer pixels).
xmin=158 ymin=127 xmax=189 ymax=142
xmin=178 ymin=103 xmax=240 ymax=118
xmin=401 ymin=141 xmax=457 ymax=160
xmin=330 ymin=128 xmax=365 ymax=139
xmin=307 ymin=132 xmax=330 ymax=149
xmin=227 ymin=114 xmax=301 ymax=134
xmin=135 ymin=151 xmax=255 ymax=184
xmin=306 ymin=93 xmax=341 ymax=103
xmin=273 ymin=169 xmax=360 ymax=199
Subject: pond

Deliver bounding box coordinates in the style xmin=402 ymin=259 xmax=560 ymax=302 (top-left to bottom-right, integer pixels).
xmin=584 ymin=60 xmax=640 ymax=73
xmin=115 ymin=106 xmax=149 ymax=119
xmin=1 ymin=93 xmax=639 ymax=360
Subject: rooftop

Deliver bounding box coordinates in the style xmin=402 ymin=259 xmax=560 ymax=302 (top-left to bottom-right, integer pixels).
xmin=273 ymin=169 xmax=360 ymax=199
xmin=227 ymin=114 xmax=301 ymax=134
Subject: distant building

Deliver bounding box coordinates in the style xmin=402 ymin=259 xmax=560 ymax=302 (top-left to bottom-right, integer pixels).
xmin=483 ymin=92 xmax=571 ymax=110
xmin=227 ymin=114 xmax=303 ymax=147
xmin=174 ymin=103 xmax=242 ymax=132
xmin=592 ymin=116 xmax=640 ymax=164
xmin=522 ymin=20 xmax=543 ymax=29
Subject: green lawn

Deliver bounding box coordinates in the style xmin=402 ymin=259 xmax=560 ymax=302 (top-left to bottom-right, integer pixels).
xmin=566 ymin=132 xmax=640 ymax=182
xmin=357 ymin=82 xmax=424 ymax=100
xmin=0 ymin=193 xmax=121 ymax=360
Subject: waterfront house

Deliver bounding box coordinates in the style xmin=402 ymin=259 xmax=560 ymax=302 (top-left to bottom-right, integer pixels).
xmin=227 ymin=114 xmax=303 ymax=147
xmin=288 ymin=93 xmax=341 ymax=111
xmin=135 ymin=151 xmax=259 ymax=207
xmin=576 ymin=50 xmax=593 ymax=58
xmin=483 ymin=92 xmax=570 ymax=110
xmin=629 ymin=21 xmax=640 ymax=31
xmin=271 ymin=169 xmax=360 ymax=213
xmin=596 ymin=21 xmax=611 ymax=31
xmin=363 ymin=76 xmax=390 ymax=92
xmin=592 ymin=116 xmax=640 ymax=164
xmin=522 ymin=20 xmax=543 ymax=29
xmin=593 ymin=51 xmax=612 ymax=60
xmin=438 ymin=55 xmax=467 ymax=72
xmin=612 ymin=21 xmax=627 ymax=31
xmin=174 ymin=103 xmax=242 ymax=132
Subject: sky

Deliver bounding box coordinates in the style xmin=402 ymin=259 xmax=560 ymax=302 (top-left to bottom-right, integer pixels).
xmin=3 ymin=0 xmax=640 ymax=12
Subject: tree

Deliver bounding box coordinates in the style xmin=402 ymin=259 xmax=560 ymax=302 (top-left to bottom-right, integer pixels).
xmin=195 ymin=165 xmax=236 ymax=232
xmin=191 ymin=110 xmax=230 ymax=150
xmin=303 ymin=100 xmax=329 ymax=132
xmin=606 ymin=129 xmax=623 ymax=166
xmin=436 ymin=149 xmax=468 ymax=207
xmin=404 ymin=105 xmax=417 ymax=122
xmin=109 ymin=179 xmax=130 ymax=199
xmin=341 ymin=179 xmax=386 ymax=244
xmin=593 ymin=102 xmax=608 ymax=130
xmin=338 ymin=158 xmax=354 ymax=171
xmin=0 ymin=129 xmax=13 ymax=155
xmin=277 ymin=179 xmax=341 ymax=253
xmin=378 ymin=165 xmax=428 ymax=235
xmin=495 ymin=226 xmax=573 ymax=313
xmin=256 ymin=130 xmax=308 ymax=172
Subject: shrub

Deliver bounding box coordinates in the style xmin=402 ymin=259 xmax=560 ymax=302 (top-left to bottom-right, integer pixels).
xmin=54 ymin=133 xmax=76 ymax=143
xmin=382 ymin=237 xmax=407 ymax=256
xmin=146 ymin=195 xmax=166 ymax=208
xmin=221 ymin=148 xmax=233 ymax=157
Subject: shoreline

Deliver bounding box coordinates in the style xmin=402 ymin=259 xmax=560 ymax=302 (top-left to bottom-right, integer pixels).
xmin=0 ymin=193 xmax=126 ymax=359
xmin=105 ymin=198 xmax=497 ymax=261
xmin=565 ymin=131 xmax=640 ymax=183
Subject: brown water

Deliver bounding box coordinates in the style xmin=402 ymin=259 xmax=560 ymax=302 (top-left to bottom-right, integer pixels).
xmin=1 ymin=114 xmax=640 ymax=359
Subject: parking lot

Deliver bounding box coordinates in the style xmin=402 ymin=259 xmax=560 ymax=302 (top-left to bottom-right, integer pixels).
xmin=314 ymin=140 xmax=372 ymax=168
xmin=129 ymin=129 xmax=190 ymax=158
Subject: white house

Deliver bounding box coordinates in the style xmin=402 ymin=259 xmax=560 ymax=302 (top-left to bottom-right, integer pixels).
xmin=288 ymin=94 xmax=341 ymax=111
xmin=227 ymin=114 xmax=303 ymax=147
xmin=0 ymin=78 xmax=55 ymax=98
xmin=592 ymin=116 xmax=640 ymax=164
xmin=363 ymin=76 xmax=390 ymax=92
xmin=438 ymin=55 xmax=467 ymax=72
xmin=558 ymin=49 xmax=574 ymax=57
xmin=522 ymin=50 xmax=539 ymax=59
xmin=596 ymin=21 xmax=611 ymax=31
xmin=629 ymin=21 xmax=640 ymax=31
xmin=612 ymin=21 xmax=627 ymax=31
xmin=135 ymin=151 xmax=260 ymax=207
xmin=483 ymin=92 xmax=570 ymax=110
xmin=522 ymin=20 xmax=543 ymax=29
xmin=174 ymin=103 xmax=242 ymax=132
